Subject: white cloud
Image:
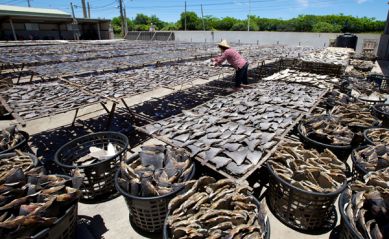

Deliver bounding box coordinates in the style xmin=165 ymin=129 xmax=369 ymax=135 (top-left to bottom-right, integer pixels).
xmin=297 ymin=0 xmax=309 ymax=7
xmin=355 ymin=0 xmax=368 ymax=3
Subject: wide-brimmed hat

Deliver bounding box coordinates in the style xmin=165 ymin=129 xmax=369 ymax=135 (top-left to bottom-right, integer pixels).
xmin=218 ymin=40 xmax=230 ymax=49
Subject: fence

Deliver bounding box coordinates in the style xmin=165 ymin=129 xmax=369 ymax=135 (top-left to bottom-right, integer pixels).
xmin=125 ymin=31 xmax=174 ymax=41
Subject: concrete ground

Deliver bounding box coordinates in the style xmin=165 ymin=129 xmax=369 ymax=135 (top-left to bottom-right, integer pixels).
xmin=76 ymin=140 xmax=340 ymax=239
xmin=1 ymin=60 xmax=344 ymax=239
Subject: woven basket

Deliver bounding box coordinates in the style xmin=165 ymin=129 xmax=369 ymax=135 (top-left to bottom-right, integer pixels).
xmin=358 ymin=96 xmax=386 ymax=106
xmin=338 ymin=191 xmax=364 ymax=239
xmin=32 ymin=204 xmax=78 ymax=239
xmin=0 ymin=151 xmax=38 ymax=169
xmin=363 ymin=127 xmax=389 ymax=145
xmin=266 ymin=164 xmax=347 ymax=233
xmin=350 ymin=146 xmax=369 ymax=181
xmin=55 ymin=132 xmax=128 ymax=200
xmin=0 ymin=130 xmax=30 ymax=154
xmin=372 ymin=103 xmax=389 ymax=128
xmin=163 ymin=196 xmax=270 ymax=239
xmin=115 ymin=156 xmax=195 ymax=233
xmin=297 ymin=120 xmax=352 ymax=162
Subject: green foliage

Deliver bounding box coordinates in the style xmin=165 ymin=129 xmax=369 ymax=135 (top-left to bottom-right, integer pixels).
xmin=111 ymin=13 xmax=384 ymax=35
xmin=312 ymin=22 xmax=342 ymax=32
xmin=179 ymin=11 xmax=200 ymax=30
xmin=162 ymin=23 xmax=179 ymax=31
xmin=231 ymin=22 xmax=246 ymax=31
xmin=134 ymin=13 xmax=149 ymax=25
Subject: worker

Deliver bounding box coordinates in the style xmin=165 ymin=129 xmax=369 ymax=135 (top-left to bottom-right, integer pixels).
xmin=212 ymin=40 xmax=250 ymax=91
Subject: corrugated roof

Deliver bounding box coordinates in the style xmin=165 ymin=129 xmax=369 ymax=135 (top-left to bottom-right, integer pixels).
xmin=0 ymin=4 xmax=71 ymax=18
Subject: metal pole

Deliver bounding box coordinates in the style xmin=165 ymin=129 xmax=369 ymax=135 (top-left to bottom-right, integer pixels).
xmin=9 ymin=18 xmax=17 ymax=41
xmin=70 ymin=2 xmax=76 ymax=19
xmin=201 ymin=4 xmax=205 ymax=31
xmin=97 ymin=22 xmax=101 ymax=40
xmin=123 ymin=2 xmax=128 ymax=36
xmin=87 ymin=2 xmax=91 ymax=18
xmin=184 ymin=1 xmax=187 ymax=31
xmin=385 ymin=3 xmax=389 ymax=34
xmin=119 ymin=0 xmax=125 ymax=37
xmin=27 ymin=0 xmax=31 ymax=7
xmin=247 ymin=0 xmax=251 ymax=31
xmin=81 ymin=0 xmax=87 ymax=18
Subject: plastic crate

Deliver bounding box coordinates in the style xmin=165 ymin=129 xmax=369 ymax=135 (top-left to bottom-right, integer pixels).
xmin=266 ymin=164 xmax=346 ymax=233
xmin=55 ymin=132 xmax=129 ymax=200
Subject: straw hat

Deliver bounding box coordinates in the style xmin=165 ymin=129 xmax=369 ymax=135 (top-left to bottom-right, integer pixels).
xmin=218 ymin=40 xmax=230 ymax=49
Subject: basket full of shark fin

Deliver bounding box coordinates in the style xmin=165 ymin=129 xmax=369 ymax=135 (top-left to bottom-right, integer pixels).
xmin=338 ymin=168 xmax=389 ymax=239
xmin=297 ymin=115 xmax=354 ymax=161
xmin=0 ymin=125 xmax=30 ymax=155
xmin=266 ymin=140 xmax=347 ymax=232
xmin=115 ymin=145 xmax=195 ymax=232
xmin=55 ymin=132 xmax=128 ymax=200
xmin=0 ymin=167 xmax=81 ymax=239
xmin=372 ymin=104 xmax=389 ymax=127
xmin=163 ymin=176 xmax=270 ymax=239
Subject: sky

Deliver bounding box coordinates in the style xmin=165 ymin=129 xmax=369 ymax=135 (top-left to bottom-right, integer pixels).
xmin=0 ymin=0 xmax=387 ymax=22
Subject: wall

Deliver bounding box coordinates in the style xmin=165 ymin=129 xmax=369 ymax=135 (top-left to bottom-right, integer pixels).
xmin=0 ymin=20 xmax=112 ymax=41
xmin=173 ymin=31 xmax=381 ymax=54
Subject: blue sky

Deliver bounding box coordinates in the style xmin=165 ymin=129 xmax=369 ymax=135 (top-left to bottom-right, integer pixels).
xmin=0 ymin=0 xmax=387 ymax=22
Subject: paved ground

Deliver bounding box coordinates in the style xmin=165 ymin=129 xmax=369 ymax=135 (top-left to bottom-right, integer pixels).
xmin=1 ymin=60 xmax=346 ymax=239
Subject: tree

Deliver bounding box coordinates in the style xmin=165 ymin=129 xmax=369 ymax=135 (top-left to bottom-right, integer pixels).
xmin=134 ymin=14 xmax=150 ymax=25
xmin=111 ymin=17 xmax=122 ymax=34
xmin=231 ymin=22 xmax=246 ymax=31
xmin=179 ymin=11 xmax=200 ymax=30
xmin=111 ymin=13 xmax=384 ymax=33
xmin=150 ymin=15 xmax=166 ymax=30
xmin=312 ymin=22 xmax=342 ymax=32
xmin=215 ymin=17 xmax=237 ymax=30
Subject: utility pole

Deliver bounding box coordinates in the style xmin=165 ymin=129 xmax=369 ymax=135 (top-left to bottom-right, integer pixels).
xmin=70 ymin=2 xmax=79 ymax=40
xmin=184 ymin=1 xmax=187 ymax=31
xmin=119 ymin=0 xmax=125 ymax=37
xmin=123 ymin=2 xmax=128 ymax=36
xmin=70 ymin=2 xmax=76 ymax=19
xmin=81 ymin=0 xmax=87 ymax=18
xmin=27 ymin=0 xmax=31 ymax=7
xmin=87 ymin=1 xmax=91 ymax=18
xmin=201 ymin=4 xmax=205 ymax=31
xmin=385 ymin=1 xmax=389 ymax=34
xmin=247 ymin=0 xmax=251 ymax=31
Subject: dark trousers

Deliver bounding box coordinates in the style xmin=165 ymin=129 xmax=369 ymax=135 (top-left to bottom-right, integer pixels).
xmin=235 ymin=63 xmax=249 ymax=87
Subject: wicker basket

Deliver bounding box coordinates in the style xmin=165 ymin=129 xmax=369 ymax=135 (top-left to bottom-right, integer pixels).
xmin=363 ymin=127 xmax=389 ymax=145
xmin=115 ymin=156 xmax=195 ymax=233
xmin=163 ymin=196 xmax=270 ymax=239
xmin=372 ymin=103 xmax=389 ymax=128
xmin=350 ymin=146 xmax=369 ymax=180
xmin=358 ymin=96 xmax=386 ymax=106
xmin=0 ymin=130 xmax=30 ymax=154
xmin=266 ymin=164 xmax=347 ymax=233
xmin=0 ymin=151 xmax=37 ymax=165
xmin=54 ymin=132 xmax=129 ymax=200
xmin=297 ymin=121 xmax=353 ymax=162
xmin=338 ymin=191 xmax=364 ymax=239
xmin=32 ymin=204 xmax=78 ymax=239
